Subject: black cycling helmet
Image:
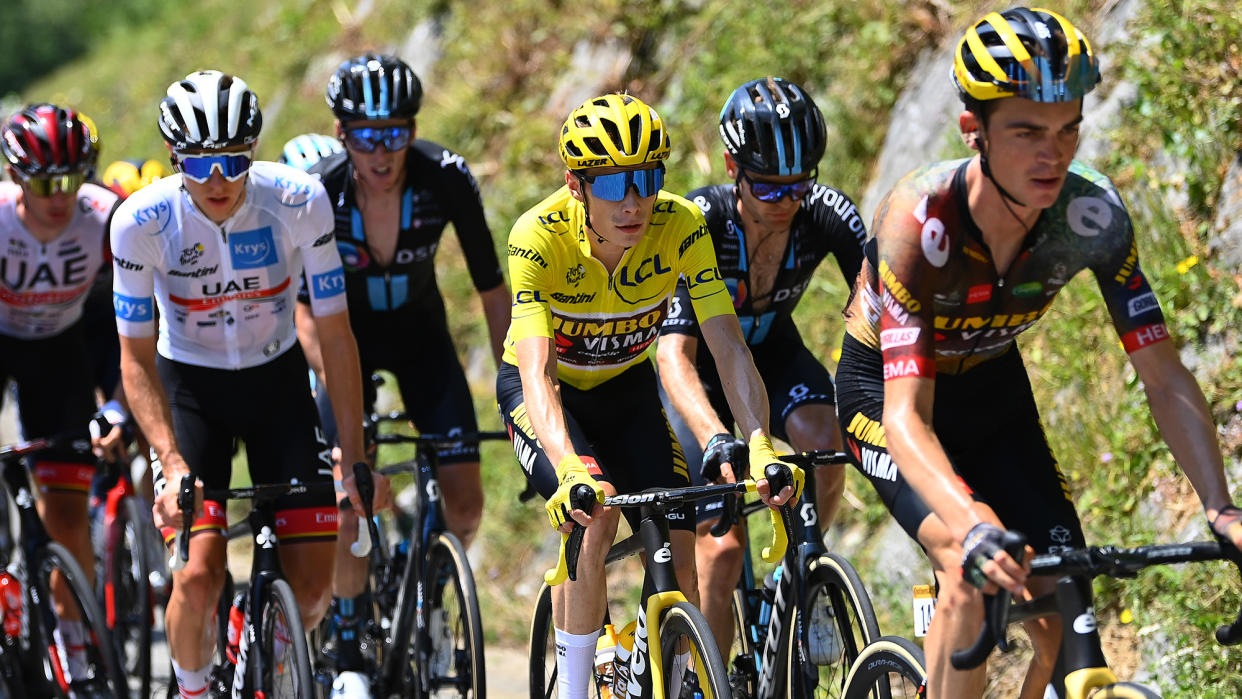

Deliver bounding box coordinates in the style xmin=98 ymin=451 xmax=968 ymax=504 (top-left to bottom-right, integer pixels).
xmin=326 ymin=53 xmax=422 ymax=123
xmin=158 ymin=70 xmax=262 ymax=150
xmin=718 ymin=77 xmax=826 ymax=177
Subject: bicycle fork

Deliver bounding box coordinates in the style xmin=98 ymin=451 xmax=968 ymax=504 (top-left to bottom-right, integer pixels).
xmin=1054 ymin=575 xmax=1118 ymax=698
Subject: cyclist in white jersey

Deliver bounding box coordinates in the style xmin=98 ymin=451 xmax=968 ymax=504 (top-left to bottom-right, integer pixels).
xmin=110 ymin=70 xmax=384 ymax=699
xmin=1 ymin=103 xmax=124 ymax=686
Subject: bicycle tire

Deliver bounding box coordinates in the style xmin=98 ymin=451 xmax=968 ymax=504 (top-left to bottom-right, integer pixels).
xmin=726 ymin=585 xmax=758 ymax=696
xmin=1093 ymin=681 xmax=1161 ymax=698
xmin=842 ymin=635 xmax=926 ymax=699
xmin=788 ymin=553 xmax=883 ymax=699
xmin=417 ymin=531 xmax=485 ymax=698
xmin=256 ymin=577 xmax=314 ymax=698
xmin=659 ymin=601 xmax=731 ymax=699
xmin=28 ymin=541 xmax=128 ymax=697
xmin=106 ymin=495 xmax=156 ymax=697
xmin=527 ymin=582 xmax=605 ymax=699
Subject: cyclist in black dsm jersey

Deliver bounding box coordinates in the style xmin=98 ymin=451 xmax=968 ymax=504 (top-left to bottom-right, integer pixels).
xmin=657 ymin=77 xmax=865 ymax=653
xmin=293 ymin=53 xmax=511 ymax=681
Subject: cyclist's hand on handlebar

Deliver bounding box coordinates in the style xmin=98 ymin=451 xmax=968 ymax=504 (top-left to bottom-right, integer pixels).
xmin=1209 ymin=504 xmax=1242 ymax=554
xmin=960 ymin=522 xmax=1032 ymax=596
xmin=701 ymin=433 xmax=746 ymax=484
xmin=546 ymin=454 xmax=605 ymax=533
xmin=747 ymin=434 xmax=804 ymax=507
xmin=153 ymin=467 xmax=201 ymax=531
xmin=88 ymin=401 xmax=130 ymax=463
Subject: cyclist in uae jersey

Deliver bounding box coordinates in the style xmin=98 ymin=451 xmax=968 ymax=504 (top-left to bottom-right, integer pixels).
xmin=656 ymin=77 xmax=865 ymax=653
xmin=1 ymin=103 xmax=123 ymax=682
xmin=497 ymin=93 xmax=804 ymax=699
xmin=110 ymin=70 xmax=380 ymax=699
xmin=834 ymin=10 xmax=1242 ymax=698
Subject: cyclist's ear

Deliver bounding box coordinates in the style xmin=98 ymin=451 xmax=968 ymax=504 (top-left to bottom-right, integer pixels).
xmin=566 ymin=171 xmax=584 ymax=201
xmin=959 ymin=111 xmax=982 ymax=152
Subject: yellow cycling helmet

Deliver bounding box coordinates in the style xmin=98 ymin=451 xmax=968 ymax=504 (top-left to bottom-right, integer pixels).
xmin=953 ymin=7 xmax=1100 ymax=104
xmin=101 ymin=159 xmax=173 ymax=198
xmin=558 ymin=93 xmax=671 ymax=170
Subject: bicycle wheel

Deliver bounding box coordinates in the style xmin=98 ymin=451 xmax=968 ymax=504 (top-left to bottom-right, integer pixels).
xmin=419 ymin=531 xmax=485 ymax=698
xmin=256 ymin=577 xmax=313 ymax=697
xmin=788 ymin=554 xmax=883 ymax=699
xmin=106 ymin=495 xmax=158 ymax=696
xmin=1094 ymin=682 xmax=1161 ymax=698
xmin=842 ymin=636 xmax=926 ymax=699
xmin=659 ymin=601 xmax=731 ymax=699
xmin=27 ymin=541 xmax=128 ymax=697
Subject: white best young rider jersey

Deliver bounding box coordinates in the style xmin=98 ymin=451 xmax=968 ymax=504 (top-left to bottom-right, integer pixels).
xmin=0 ymin=181 xmax=117 ymax=340
xmin=110 ymin=161 xmax=347 ymax=369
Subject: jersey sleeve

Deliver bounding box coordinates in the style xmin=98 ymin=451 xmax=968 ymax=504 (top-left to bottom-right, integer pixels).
xmin=658 ymin=278 xmax=699 ymax=338
xmin=874 ymin=188 xmax=940 ymax=381
xmin=506 ymin=217 xmax=556 ymax=344
xmin=1085 ymin=194 xmax=1170 ymax=352
xmin=675 ymin=208 xmax=735 ymax=324
xmin=109 ymin=203 xmax=161 ymax=339
xmin=439 ymin=147 xmax=505 ymax=292
xmin=289 ymin=179 xmax=349 ymax=318
xmin=817 ymin=186 xmax=867 ymax=285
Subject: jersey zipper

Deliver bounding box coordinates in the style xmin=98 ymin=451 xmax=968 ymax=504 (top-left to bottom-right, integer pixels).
xmin=216 ymin=221 xmax=242 ymax=368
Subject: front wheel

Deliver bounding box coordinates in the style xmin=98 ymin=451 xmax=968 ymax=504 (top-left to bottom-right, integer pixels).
xmin=788 ymin=554 xmax=883 ymax=698
xmin=28 ymin=541 xmax=128 ymax=697
xmin=418 ymin=532 xmax=485 ymax=698
xmin=1093 ymin=682 xmax=1162 ymax=698
xmin=842 ymin=635 xmax=926 ymax=699
xmin=107 ymin=495 xmax=160 ymax=697
xmin=659 ymin=601 xmax=731 ymax=699
xmin=256 ymin=577 xmax=313 ymax=697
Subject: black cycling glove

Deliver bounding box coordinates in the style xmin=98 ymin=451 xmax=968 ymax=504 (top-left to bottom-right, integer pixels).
xmin=700 ymin=433 xmax=747 ymax=482
xmin=960 ymin=522 xmax=1008 ymax=589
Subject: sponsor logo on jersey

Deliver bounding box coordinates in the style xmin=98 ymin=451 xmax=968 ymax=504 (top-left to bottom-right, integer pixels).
xmin=880 ymin=327 xmax=920 ymax=350
xmin=845 ymin=413 xmax=887 ymax=448
xmin=1012 ymin=281 xmax=1043 ymax=298
xmin=1112 ymin=241 xmax=1138 ymax=285
xmin=131 ymin=199 xmax=172 ymax=230
xmin=114 ymin=256 xmax=144 ymax=272
xmin=878 ymin=260 xmax=921 ymax=312
xmin=1127 ymin=292 xmax=1159 ymax=317
xmin=229 ymin=227 xmax=279 ymax=269
xmin=967 ymin=284 xmax=992 ymax=304
xmin=678 ymin=226 xmax=708 ymax=257
xmin=618 ymin=254 xmax=671 ymax=287
xmin=1067 ymin=195 xmax=1113 ymax=238
xmin=539 ymin=210 xmax=571 ymax=226
xmin=1120 ymin=323 xmax=1169 ymax=352
xmin=311 ymin=232 xmax=334 ymax=247
xmin=551 ymin=300 xmax=668 ymax=368
xmin=566 ymin=264 xmax=586 ymax=287
xmin=508 ymin=244 xmax=549 ymax=268
xmin=1 ymin=254 xmax=91 ymax=290
xmin=167 ymin=264 xmax=220 ymax=278
xmin=273 ymin=175 xmax=314 ymax=205
xmin=514 ymin=290 xmax=546 ymax=304
xmin=858 ymin=446 xmax=897 ymax=482
xmin=312 ymin=268 xmax=346 ymax=298
xmin=550 ymin=291 xmax=596 ymax=304
xmin=883 ymin=357 xmax=930 ymax=380
xmin=113 ymin=292 xmax=153 ymax=321
xmin=336 ymin=241 xmax=371 ymax=271
xmin=180 ymin=243 xmax=205 ymax=266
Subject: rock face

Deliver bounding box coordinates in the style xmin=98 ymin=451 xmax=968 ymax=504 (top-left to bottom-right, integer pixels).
xmin=1209 ymin=152 xmax=1242 ymax=269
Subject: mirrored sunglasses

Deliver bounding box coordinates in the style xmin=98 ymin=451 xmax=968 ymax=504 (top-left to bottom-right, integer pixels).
xmin=19 ymin=172 xmax=87 ymax=196
xmin=740 ymin=170 xmax=816 ymax=203
xmin=176 ymin=152 xmax=254 ymax=183
xmin=576 ymin=165 xmax=665 ymax=202
xmin=343 ymin=126 xmax=412 ymax=153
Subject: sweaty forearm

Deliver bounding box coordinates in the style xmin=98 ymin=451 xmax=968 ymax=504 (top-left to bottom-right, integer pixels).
xmin=320 ymin=331 xmax=365 ymax=462
xmin=714 ymin=342 xmax=770 ymax=440
xmin=1145 ymin=368 xmax=1232 ymax=513
xmin=480 ymin=284 xmax=512 ymax=368
xmin=120 ymin=355 xmax=180 ymax=469
xmin=520 ymin=368 xmax=575 ymax=466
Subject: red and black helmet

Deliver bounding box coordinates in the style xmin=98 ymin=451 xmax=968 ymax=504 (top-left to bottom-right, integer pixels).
xmin=1 ymin=103 xmax=99 ymax=177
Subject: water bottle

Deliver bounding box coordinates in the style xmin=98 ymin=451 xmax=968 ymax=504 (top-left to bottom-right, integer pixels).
xmin=0 ymin=572 xmax=20 ymax=637
xmin=225 ymin=590 xmax=247 ymax=664
xmin=594 ymin=623 xmax=620 ymax=699
xmin=609 ymin=620 xmax=638 ymax=698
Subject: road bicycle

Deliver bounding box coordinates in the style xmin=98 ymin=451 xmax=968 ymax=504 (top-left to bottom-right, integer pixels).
xmin=88 ymin=425 xmax=167 ymax=698
xmin=714 ymin=450 xmax=882 ymax=699
xmin=0 ymin=436 xmax=128 ymax=697
xmin=528 ymin=463 xmax=797 ymax=699
xmin=170 ymin=470 xmax=359 ymax=698
xmin=946 ymin=530 xmax=1242 ymax=698
xmin=322 ymin=417 xmax=507 ymax=698
xmin=840 ymin=529 xmax=1242 ymax=698
xmin=837 ymin=635 xmax=926 ymax=699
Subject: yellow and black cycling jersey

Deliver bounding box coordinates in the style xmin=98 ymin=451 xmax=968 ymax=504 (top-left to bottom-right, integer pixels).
xmin=502 ymin=186 xmax=735 ymax=390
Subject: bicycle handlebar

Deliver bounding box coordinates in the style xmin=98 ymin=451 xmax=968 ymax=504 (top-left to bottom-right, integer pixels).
xmin=709 ymin=450 xmax=847 ymax=539
xmin=542 ymin=466 xmax=796 ymax=586
xmin=950 ymin=530 xmax=1027 ymax=670
xmin=951 ymin=535 xmax=1242 ymax=670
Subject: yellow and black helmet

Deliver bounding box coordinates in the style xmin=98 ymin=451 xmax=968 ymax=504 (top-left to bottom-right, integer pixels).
xmin=558 ymin=94 xmax=671 ymax=170
xmin=953 ymin=7 xmax=1100 ymax=104
xmin=101 ymin=159 xmax=172 ymax=198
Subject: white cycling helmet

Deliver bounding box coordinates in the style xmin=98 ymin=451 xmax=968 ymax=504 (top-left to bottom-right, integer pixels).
xmin=158 ymin=70 xmax=262 ymax=150
xmin=278 ymin=133 xmax=344 ymax=170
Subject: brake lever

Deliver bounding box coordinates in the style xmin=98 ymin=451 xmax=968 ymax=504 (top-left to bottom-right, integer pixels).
xmin=543 ymin=484 xmax=600 ymax=585
xmin=950 ymin=530 xmax=1028 ymax=669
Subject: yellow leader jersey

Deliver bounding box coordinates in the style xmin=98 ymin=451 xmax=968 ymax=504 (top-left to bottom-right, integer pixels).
xmin=502 ymin=186 xmax=735 ymax=390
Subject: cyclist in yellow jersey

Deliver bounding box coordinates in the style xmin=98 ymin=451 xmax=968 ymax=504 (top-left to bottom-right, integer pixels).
xmin=498 ymin=93 xmax=804 ymax=699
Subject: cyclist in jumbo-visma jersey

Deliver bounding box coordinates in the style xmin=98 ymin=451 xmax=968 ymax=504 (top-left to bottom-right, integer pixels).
xmin=834 ymin=8 xmax=1242 ymax=699
xmin=497 ymin=93 xmax=805 ymax=699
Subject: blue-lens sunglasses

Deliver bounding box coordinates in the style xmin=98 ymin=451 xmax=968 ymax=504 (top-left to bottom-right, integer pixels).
xmin=343 ymin=126 xmax=413 ymax=153
xmin=176 ymin=152 xmax=253 ymax=183
xmin=738 ymin=169 xmax=816 ymax=202
xmin=575 ymin=165 xmax=665 ymax=202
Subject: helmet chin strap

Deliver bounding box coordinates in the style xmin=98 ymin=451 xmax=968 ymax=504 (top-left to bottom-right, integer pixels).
xmin=977 ymin=133 xmax=1028 ymax=209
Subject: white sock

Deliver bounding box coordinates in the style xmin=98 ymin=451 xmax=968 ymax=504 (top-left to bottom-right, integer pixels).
xmin=555 ymin=627 xmax=599 ymax=699
xmin=171 ymin=657 xmax=212 ymax=698
xmin=668 ymin=649 xmax=692 ymax=698
xmin=53 ymin=619 xmax=88 ymax=680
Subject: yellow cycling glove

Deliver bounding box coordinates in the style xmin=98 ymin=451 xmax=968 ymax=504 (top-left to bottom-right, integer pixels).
xmin=748 ymin=434 xmax=804 ymax=503
xmin=545 ymin=454 xmax=605 ymax=530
